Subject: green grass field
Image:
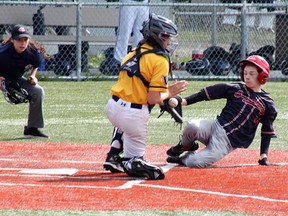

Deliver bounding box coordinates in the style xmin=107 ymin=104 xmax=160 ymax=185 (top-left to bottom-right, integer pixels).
xmin=0 ymin=80 xmax=287 ymax=215
xmin=1 ymin=80 xmax=287 ymax=150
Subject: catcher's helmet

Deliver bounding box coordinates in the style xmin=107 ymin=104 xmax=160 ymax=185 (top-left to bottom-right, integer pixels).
xmin=239 ymin=55 xmax=270 ymax=84
xmin=141 ymin=13 xmax=178 ymax=53
xmin=1 ymin=80 xmax=31 ymax=104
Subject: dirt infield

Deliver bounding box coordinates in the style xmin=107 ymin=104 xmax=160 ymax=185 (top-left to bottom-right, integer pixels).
xmin=0 ymin=142 xmax=287 ymax=215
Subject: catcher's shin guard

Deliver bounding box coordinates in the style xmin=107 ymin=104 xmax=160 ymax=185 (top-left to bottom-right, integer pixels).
xmin=122 ymin=157 xmax=165 ymax=180
xmin=110 ymin=127 xmax=123 ymax=149
xmin=107 ymin=127 xmax=124 ymax=156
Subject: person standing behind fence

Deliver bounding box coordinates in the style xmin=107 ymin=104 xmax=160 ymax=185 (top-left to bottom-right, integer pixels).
xmin=0 ymin=24 xmax=49 ymax=138
xmin=109 ymin=0 xmax=150 ymax=72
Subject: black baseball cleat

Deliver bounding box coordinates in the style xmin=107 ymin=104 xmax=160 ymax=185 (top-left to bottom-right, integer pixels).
xmin=103 ymin=154 xmax=124 ymax=173
xmin=166 ymin=155 xmax=183 ymax=164
xmin=23 ymin=126 xmax=49 ymax=138
xmin=167 ymin=140 xmax=199 ymax=157
xmin=123 ymin=157 xmax=165 ymax=180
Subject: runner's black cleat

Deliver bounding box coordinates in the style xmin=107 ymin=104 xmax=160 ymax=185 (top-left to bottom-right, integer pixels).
xmin=167 ymin=141 xmax=199 ymax=157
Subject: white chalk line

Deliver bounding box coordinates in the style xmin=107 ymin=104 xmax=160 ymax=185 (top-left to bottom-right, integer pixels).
xmin=138 ymin=184 xmax=288 ymax=203
xmin=0 ymin=158 xmax=100 ymax=164
xmin=1 ymin=157 xmax=287 ymax=167
xmin=117 ymin=163 xmax=177 ymax=189
xmin=0 ymin=164 xmax=176 ymax=190
xmin=0 ymin=157 xmax=165 ymax=165
xmin=0 ymin=159 xmax=287 ymax=204
xmin=0 ymin=176 xmax=287 ymax=204
xmin=0 ymin=164 xmax=177 ymax=189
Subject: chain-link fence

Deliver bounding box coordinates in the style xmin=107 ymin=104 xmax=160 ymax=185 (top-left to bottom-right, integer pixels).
xmin=1 ymin=0 xmax=288 ymax=81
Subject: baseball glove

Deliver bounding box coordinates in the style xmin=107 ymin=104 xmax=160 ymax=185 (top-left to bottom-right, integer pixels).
xmin=158 ymin=95 xmax=183 ymax=124
xmin=1 ymin=80 xmax=31 ymax=104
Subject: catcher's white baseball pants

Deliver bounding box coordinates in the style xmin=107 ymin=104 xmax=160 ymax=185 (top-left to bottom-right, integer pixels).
xmin=106 ymin=97 xmax=149 ymax=158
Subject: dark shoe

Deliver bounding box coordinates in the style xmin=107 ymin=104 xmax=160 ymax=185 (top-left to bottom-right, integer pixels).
xmin=166 ymin=155 xmax=183 ymax=164
xmin=103 ymin=154 xmax=124 ymax=173
xmin=167 ymin=140 xmax=199 ymax=157
xmin=23 ymin=126 xmax=49 ymax=138
xmin=123 ymin=157 xmax=165 ymax=180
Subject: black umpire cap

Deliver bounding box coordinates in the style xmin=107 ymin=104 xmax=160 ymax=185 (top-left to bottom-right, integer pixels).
xmin=11 ymin=24 xmax=31 ymax=40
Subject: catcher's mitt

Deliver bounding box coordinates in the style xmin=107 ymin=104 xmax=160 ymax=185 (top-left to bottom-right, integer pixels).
xmin=158 ymin=95 xmax=183 ymax=124
xmin=1 ymin=80 xmax=31 ymax=104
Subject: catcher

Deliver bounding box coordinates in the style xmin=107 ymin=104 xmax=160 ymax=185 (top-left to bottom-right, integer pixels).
xmin=166 ymin=55 xmax=278 ymax=168
xmin=0 ymin=24 xmax=49 ymax=138
xmin=104 ymin=14 xmax=188 ymax=180
xmin=104 ymin=96 xmax=183 ymax=174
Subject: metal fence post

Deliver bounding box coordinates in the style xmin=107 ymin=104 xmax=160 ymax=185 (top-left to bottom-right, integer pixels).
xmin=240 ymin=0 xmax=248 ymax=60
xmin=76 ymin=2 xmax=82 ymax=80
xmin=211 ymin=0 xmax=218 ymax=46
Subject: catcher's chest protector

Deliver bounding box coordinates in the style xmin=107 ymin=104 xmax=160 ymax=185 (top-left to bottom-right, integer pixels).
xmin=120 ymin=46 xmax=171 ymax=88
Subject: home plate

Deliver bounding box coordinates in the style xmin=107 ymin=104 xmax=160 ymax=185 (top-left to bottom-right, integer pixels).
xmin=19 ymin=168 xmax=78 ymax=175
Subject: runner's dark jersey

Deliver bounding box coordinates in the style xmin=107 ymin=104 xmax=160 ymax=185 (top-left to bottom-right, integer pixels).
xmin=0 ymin=43 xmax=43 ymax=81
xmin=200 ymin=82 xmax=277 ymax=148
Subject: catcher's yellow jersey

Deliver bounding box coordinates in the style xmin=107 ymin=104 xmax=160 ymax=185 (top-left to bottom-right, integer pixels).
xmin=111 ymin=43 xmax=169 ymax=105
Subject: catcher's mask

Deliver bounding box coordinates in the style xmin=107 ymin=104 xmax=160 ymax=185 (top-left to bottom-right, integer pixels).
xmin=1 ymin=80 xmax=31 ymax=104
xmin=141 ymin=13 xmax=178 ymax=55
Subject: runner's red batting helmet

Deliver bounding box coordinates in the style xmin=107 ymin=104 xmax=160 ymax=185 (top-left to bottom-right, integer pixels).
xmin=240 ymin=55 xmax=270 ymax=84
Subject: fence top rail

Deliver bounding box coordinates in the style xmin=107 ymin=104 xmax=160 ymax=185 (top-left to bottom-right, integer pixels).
xmin=0 ymin=5 xmax=119 ymax=27
xmin=174 ymin=10 xmax=286 ymax=16
xmin=0 ymin=1 xmax=285 ymax=7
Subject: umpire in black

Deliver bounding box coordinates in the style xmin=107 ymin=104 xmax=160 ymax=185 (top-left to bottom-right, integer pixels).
xmin=0 ymin=24 xmax=49 ymax=138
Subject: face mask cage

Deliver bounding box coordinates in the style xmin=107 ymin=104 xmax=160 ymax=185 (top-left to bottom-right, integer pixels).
xmin=159 ymin=33 xmax=178 ymax=55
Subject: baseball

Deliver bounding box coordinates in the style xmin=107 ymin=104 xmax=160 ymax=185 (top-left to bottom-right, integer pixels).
xmin=168 ymin=97 xmax=178 ymax=108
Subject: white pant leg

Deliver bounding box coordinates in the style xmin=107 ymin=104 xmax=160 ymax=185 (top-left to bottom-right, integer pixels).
xmin=182 ymin=120 xmax=234 ymax=168
xmin=181 ymin=119 xmax=214 ymax=147
xmin=181 ymin=119 xmax=234 ymax=168
xmin=131 ymin=5 xmax=149 ymax=48
xmin=106 ymin=98 xmax=149 ymax=158
xmin=114 ymin=5 xmax=133 ymax=62
xmin=114 ymin=0 xmax=149 ymax=62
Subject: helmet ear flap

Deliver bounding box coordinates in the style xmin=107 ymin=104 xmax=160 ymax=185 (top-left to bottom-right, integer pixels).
xmin=258 ymin=70 xmax=269 ymax=84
